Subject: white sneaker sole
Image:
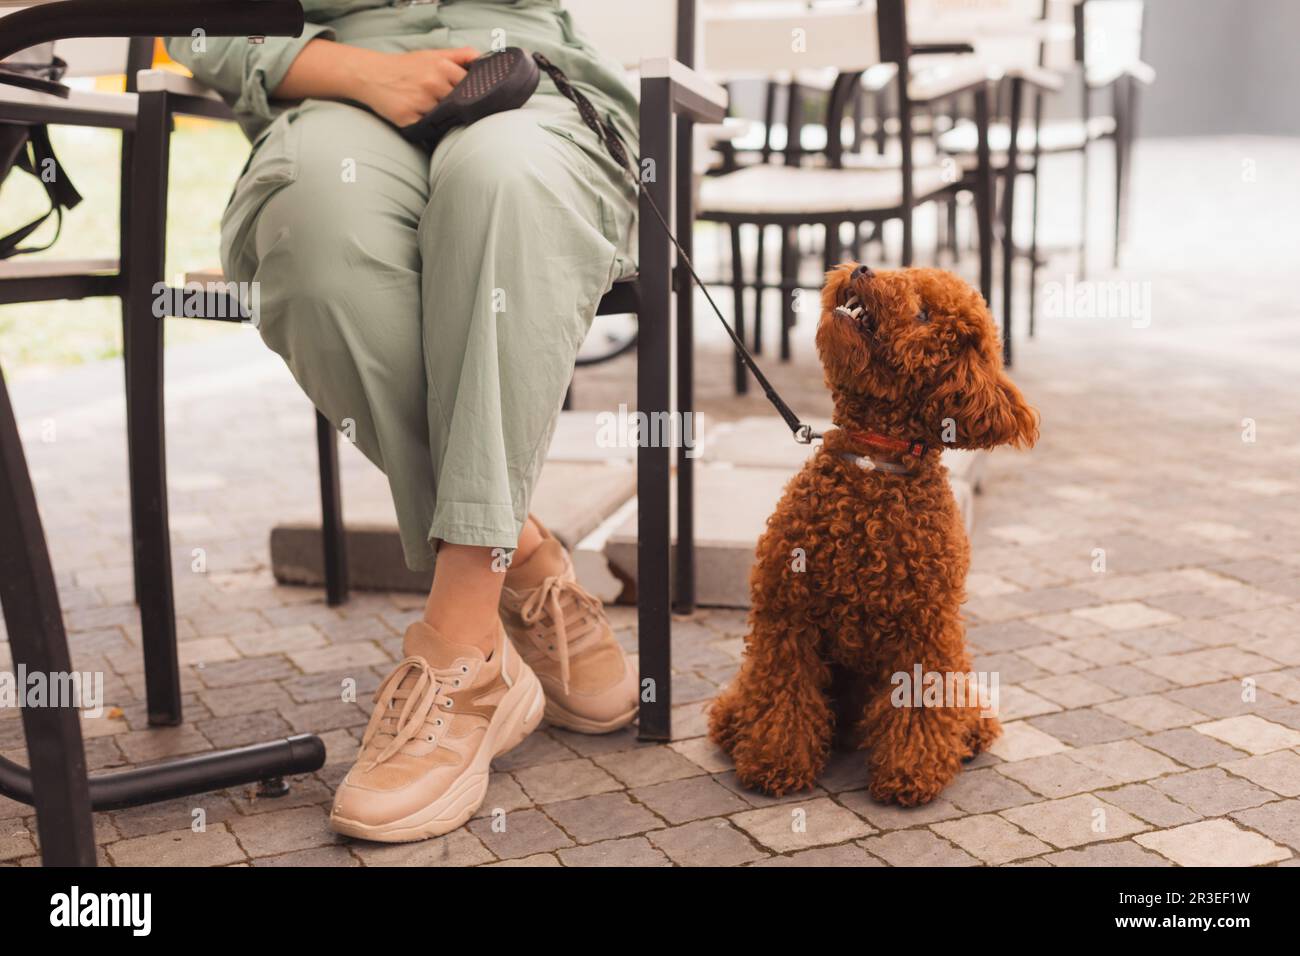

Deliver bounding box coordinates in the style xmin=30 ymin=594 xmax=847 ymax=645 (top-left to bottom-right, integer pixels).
xmin=543 ymin=698 xmax=638 ymax=734
xmin=539 ymin=658 xmax=639 ymax=734
xmin=330 ymin=666 xmax=545 ymax=843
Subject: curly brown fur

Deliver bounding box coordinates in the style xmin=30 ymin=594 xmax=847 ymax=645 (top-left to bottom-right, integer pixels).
xmin=708 ymin=265 xmax=1038 ymax=805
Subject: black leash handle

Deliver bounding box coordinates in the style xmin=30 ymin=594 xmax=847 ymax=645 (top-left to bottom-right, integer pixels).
xmin=534 ymin=53 xmax=820 ymax=445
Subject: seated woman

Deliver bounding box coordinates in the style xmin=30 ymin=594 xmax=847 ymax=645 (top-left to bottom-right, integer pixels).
xmin=168 ymin=0 xmax=638 ymax=843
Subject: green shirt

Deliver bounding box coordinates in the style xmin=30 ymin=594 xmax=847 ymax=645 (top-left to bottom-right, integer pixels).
xmin=165 ymin=0 xmax=638 ymax=150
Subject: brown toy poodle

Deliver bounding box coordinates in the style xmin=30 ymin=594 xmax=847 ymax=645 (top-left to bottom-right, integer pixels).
xmin=708 ymin=264 xmax=1038 ymax=806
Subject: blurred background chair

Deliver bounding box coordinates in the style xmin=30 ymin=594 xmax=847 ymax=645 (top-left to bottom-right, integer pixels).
xmin=698 ymin=0 xmax=997 ymax=390
xmin=936 ymin=0 xmax=1153 ymax=341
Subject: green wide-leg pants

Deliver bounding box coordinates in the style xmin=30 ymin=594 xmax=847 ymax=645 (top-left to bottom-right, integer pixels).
xmin=220 ymin=93 xmax=636 ymax=571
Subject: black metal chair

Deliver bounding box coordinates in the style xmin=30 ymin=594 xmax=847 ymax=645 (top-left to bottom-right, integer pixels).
xmin=0 ymin=0 xmax=325 ymax=869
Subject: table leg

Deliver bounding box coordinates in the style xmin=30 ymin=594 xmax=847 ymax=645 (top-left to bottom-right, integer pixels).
xmin=0 ymin=366 xmax=96 ymax=866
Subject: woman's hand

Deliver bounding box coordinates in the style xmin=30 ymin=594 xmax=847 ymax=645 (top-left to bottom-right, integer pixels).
xmin=353 ymin=48 xmax=480 ymax=127
xmin=275 ymin=41 xmax=480 ymax=128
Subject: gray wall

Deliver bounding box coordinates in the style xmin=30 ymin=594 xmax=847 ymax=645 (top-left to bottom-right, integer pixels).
xmin=1140 ymin=0 xmax=1300 ymax=137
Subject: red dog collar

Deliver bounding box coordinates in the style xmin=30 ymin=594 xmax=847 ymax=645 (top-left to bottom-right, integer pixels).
xmin=843 ymin=428 xmax=928 ymax=460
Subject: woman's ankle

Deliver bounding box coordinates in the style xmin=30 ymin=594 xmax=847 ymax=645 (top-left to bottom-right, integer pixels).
xmin=422 ymin=541 xmax=508 ymax=655
xmin=513 ymin=515 xmax=545 ymax=567
xmin=420 ymin=605 xmax=499 ymax=654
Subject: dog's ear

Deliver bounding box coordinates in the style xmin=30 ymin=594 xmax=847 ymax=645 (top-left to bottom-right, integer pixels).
xmin=926 ymin=344 xmax=1039 ymax=450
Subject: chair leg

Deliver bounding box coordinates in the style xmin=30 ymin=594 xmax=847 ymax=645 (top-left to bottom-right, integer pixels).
xmin=1078 ymin=145 xmax=1089 ymax=281
xmin=122 ymin=307 xmax=144 ymax=612
xmin=1112 ymin=78 xmax=1128 ymax=270
xmin=874 ymin=87 xmax=888 ymax=155
xmin=851 ymin=85 xmax=866 ymax=153
xmin=948 ymin=198 xmax=961 ymax=262
xmin=823 ymin=221 xmax=838 ymax=271
xmin=1112 ymin=138 xmax=1124 ymax=271
xmin=974 ymin=87 xmax=994 ymax=308
xmin=1028 ymin=91 xmax=1044 ymax=339
xmin=316 ymin=411 xmax=349 ymax=607
xmin=673 ymin=113 xmax=696 ymax=616
xmin=119 ymin=132 xmax=145 ymax=612
xmin=1028 ymin=165 xmax=1042 ymax=338
xmin=779 ymin=226 xmax=794 ymax=361
xmin=935 ymin=203 xmax=946 ymax=265
xmin=753 ymin=224 xmax=765 ymax=355
xmin=760 ymin=80 xmax=777 ymax=165
xmin=125 ymin=89 xmax=181 ymax=728
xmin=1001 ymin=77 xmax=1023 ymax=368
xmin=636 ymin=76 xmax=674 ymax=742
xmin=1121 ymin=77 xmax=1139 ymax=250
xmin=729 ymin=223 xmax=748 ymax=395
xmin=1001 ymin=172 xmax=1016 ymax=367
xmin=0 ymin=366 xmax=97 ymax=866
xmin=901 ymin=201 xmax=915 ymax=267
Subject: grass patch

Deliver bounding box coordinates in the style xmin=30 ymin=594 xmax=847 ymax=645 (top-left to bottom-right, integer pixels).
xmin=0 ymin=116 xmax=252 ymax=378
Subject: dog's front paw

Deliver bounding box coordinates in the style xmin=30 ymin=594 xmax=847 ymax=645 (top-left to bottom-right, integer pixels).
xmin=721 ymin=698 xmax=832 ymax=797
xmin=963 ymin=715 xmax=1002 ymax=761
xmin=706 ymin=684 xmax=745 ymax=756
xmin=867 ymin=763 xmax=951 ymax=807
xmin=732 ymin=740 xmax=824 ymax=797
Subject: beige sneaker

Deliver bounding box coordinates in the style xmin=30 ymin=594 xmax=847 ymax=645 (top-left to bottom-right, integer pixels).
xmin=330 ymin=621 xmax=544 ymax=842
xmin=500 ymin=520 xmax=638 ymax=733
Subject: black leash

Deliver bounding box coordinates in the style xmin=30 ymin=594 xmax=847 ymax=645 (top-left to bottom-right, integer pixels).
xmin=534 ymin=53 xmax=821 ymax=445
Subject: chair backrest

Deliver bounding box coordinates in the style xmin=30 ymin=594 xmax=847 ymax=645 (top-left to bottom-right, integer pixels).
xmin=0 ymin=4 xmax=131 ymax=77
xmin=562 ymin=0 xmax=688 ymax=69
xmin=56 ymin=38 xmax=133 ymax=77
xmin=908 ymin=0 xmax=1072 ymax=73
xmin=1038 ymin=0 xmax=1077 ymax=72
xmin=907 ymin=0 xmax=1041 ymax=36
xmin=1082 ymin=0 xmax=1144 ymax=75
xmin=702 ymin=1 xmax=882 ymax=76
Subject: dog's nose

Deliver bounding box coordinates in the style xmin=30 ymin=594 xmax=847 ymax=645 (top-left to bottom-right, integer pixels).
xmin=851 ymin=265 xmax=875 ymax=282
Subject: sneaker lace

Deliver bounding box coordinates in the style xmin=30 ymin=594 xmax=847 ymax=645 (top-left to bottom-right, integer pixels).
xmin=518 ymin=575 xmax=605 ymax=694
xmin=360 ymin=657 xmax=455 ymax=770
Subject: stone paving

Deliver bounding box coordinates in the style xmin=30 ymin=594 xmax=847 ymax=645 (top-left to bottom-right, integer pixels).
xmin=2 ymin=138 xmax=1300 ymax=866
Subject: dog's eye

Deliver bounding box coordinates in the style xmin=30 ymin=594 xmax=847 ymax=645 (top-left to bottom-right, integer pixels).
xmin=916 ymin=306 xmax=931 ymax=324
